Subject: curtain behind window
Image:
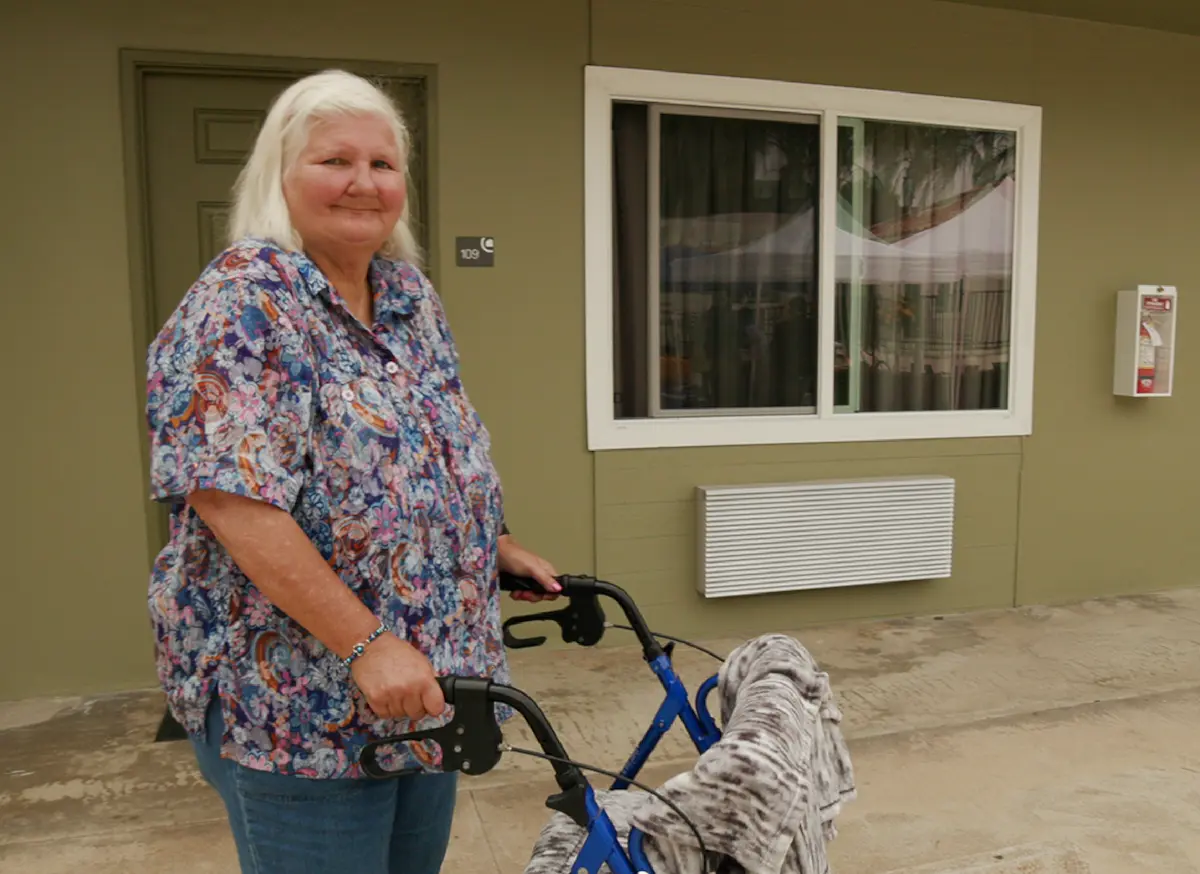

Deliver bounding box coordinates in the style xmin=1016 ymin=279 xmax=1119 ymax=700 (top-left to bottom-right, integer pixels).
xmin=614 ymin=105 xmax=821 ymax=417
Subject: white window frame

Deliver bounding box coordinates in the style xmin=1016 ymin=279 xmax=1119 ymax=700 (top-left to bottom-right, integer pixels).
xmin=584 ymin=64 xmax=1042 ymax=451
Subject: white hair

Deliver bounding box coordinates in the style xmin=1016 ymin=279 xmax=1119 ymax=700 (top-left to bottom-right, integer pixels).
xmin=229 ymin=69 xmax=422 ymax=267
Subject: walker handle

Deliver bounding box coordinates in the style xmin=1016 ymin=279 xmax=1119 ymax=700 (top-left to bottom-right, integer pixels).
xmin=359 ymin=675 xmax=592 ymax=828
xmin=499 ymin=572 xmax=665 ymax=662
xmin=499 ymin=572 xmax=607 ymax=649
xmin=359 ymin=677 xmax=501 ymax=778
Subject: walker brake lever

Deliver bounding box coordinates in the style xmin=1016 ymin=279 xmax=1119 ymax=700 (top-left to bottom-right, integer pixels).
xmin=360 ymin=677 xmax=502 ymax=779
xmin=498 ymin=572 xmax=606 ymax=649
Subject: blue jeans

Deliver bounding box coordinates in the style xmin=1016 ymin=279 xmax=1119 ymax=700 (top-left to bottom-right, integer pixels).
xmin=190 ymin=698 xmax=458 ymax=874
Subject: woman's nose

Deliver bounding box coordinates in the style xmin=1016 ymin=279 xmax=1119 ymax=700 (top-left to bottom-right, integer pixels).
xmin=347 ymin=160 xmax=376 ymax=192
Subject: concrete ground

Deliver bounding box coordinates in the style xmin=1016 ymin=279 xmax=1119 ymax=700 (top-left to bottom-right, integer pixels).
xmin=3 ymin=587 xmax=1199 ymax=873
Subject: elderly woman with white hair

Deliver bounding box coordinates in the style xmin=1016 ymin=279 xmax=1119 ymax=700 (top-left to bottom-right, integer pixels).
xmin=144 ymin=69 xmax=560 ymax=873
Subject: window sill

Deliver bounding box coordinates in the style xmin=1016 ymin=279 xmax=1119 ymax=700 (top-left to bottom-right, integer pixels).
xmin=587 ymin=408 xmax=1032 ymax=451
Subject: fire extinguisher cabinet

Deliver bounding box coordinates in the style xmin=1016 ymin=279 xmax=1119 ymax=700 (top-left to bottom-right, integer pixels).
xmin=1113 ymin=285 xmax=1178 ymax=398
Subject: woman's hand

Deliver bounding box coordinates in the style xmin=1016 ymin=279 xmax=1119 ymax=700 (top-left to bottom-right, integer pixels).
xmin=498 ymin=535 xmax=561 ymax=603
xmin=349 ymin=634 xmax=445 ymax=721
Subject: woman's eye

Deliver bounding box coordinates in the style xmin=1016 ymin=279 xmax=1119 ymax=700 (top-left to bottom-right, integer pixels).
xmin=372 ymin=160 xmax=395 ymax=170
xmin=322 ymin=157 xmax=347 ymax=166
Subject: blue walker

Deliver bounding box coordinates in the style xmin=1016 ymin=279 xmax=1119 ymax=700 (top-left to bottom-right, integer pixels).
xmin=360 ymin=572 xmax=726 ymax=874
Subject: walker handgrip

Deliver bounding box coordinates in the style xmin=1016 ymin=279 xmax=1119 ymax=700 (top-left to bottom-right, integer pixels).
xmin=498 ymin=572 xmax=553 ymax=595
xmin=359 ymin=676 xmax=501 ymax=779
xmin=359 ymin=676 xmax=593 ymax=828
xmin=502 ymin=572 xmax=665 ymax=661
xmin=499 ymin=572 xmax=606 ymax=649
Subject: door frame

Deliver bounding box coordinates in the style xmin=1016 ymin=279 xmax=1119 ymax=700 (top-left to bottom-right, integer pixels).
xmin=119 ymin=48 xmax=438 ymax=564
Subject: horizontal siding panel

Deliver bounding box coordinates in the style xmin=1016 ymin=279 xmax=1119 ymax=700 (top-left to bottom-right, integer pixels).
xmin=595 ymin=566 xmax=695 ymax=609
xmin=947 ymin=454 xmax=1020 ymax=518
xmin=598 ymin=519 xmax=1016 ymax=592
xmin=595 ymin=437 xmax=1021 ymax=473
xmin=598 ymin=534 xmax=692 ymax=575
xmin=594 ymin=448 xmax=1021 ymax=625
xmin=624 ymin=543 xmax=1016 ymax=641
xmin=597 ymin=475 xmax=1017 ymax=543
xmin=595 ymin=500 xmax=691 ymax=541
xmin=597 ymin=455 xmax=1006 ymax=506
xmin=955 ymin=510 xmax=1019 ymax=549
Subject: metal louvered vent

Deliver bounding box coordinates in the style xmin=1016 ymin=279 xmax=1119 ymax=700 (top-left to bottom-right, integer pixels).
xmin=696 ymin=476 xmax=955 ymax=598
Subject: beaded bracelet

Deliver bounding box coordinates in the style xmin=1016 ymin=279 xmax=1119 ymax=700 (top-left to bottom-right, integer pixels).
xmin=343 ymin=624 xmax=387 ymax=669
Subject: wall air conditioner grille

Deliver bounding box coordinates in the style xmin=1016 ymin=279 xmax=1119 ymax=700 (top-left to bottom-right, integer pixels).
xmin=696 ymin=476 xmax=955 ymax=598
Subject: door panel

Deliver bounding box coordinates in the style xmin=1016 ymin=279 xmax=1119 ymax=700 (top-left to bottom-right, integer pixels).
xmin=143 ymin=73 xmax=287 ymax=331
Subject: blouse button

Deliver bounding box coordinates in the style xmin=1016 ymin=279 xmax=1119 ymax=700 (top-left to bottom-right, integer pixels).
xmin=341 ymin=387 xmax=355 ymax=402
xmin=385 ymin=361 xmax=399 ymax=374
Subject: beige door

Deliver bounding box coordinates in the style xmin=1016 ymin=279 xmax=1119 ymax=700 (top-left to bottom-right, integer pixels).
xmin=142 ymin=69 xmax=429 ymax=337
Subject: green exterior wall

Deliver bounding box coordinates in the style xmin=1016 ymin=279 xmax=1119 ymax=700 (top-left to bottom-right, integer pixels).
xmin=589 ymin=0 xmax=1200 ymax=634
xmin=596 ymin=442 xmax=1023 ymax=638
xmin=2 ymin=0 xmax=1197 ymax=700
xmin=0 ymin=0 xmax=592 ymax=700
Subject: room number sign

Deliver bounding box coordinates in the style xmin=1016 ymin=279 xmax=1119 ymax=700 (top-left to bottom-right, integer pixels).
xmin=455 ymin=236 xmax=495 ymax=267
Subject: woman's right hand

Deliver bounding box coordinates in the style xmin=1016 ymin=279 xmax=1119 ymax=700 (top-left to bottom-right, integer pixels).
xmin=349 ymin=634 xmax=446 ymax=721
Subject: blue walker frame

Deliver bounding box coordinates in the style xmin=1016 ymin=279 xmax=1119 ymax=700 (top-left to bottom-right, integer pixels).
xmin=360 ymin=572 xmax=725 ymax=874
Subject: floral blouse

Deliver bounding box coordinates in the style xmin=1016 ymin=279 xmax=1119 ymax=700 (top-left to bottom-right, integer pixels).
xmin=145 ymin=238 xmax=508 ymax=778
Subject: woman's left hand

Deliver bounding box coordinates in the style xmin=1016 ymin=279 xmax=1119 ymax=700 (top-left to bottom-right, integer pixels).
xmin=498 ymin=536 xmax=561 ymax=602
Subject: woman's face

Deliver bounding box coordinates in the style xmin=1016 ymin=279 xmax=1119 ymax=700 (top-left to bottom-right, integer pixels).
xmin=284 ymin=113 xmax=407 ymax=258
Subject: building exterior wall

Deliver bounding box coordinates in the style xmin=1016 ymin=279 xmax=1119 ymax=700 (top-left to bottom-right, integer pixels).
xmin=585 ymin=0 xmax=1200 ymax=633
xmin=588 ymin=0 xmax=1200 ymax=637
xmin=2 ymin=0 xmax=1197 ymax=699
xmin=0 ymin=0 xmax=592 ymax=700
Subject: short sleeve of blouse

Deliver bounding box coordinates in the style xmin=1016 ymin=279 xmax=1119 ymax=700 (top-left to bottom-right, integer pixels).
xmin=144 ymin=252 xmax=314 ymax=511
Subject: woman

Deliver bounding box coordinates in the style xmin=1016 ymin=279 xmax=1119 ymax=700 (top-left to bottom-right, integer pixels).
xmin=144 ymin=69 xmax=559 ymax=874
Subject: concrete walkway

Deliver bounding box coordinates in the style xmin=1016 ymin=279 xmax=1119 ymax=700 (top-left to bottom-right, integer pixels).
xmin=3 ymin=587 xmax=1199 ymax=873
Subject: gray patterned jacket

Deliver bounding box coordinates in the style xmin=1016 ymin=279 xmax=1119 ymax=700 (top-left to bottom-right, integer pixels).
xmin=522 ymin=633 xmax=856 ymax=874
